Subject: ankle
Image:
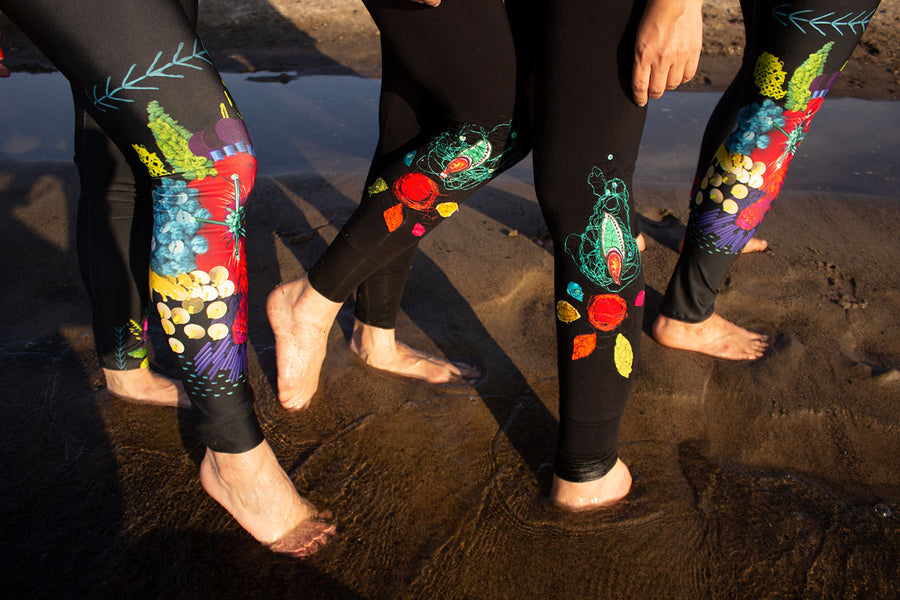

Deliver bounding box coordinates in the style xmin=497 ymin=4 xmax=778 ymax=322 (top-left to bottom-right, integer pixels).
xmin=292 ymin=279 xmax=342 ymax=322
xmin=654 ymin=312 xmax=695 ymax=334
xmin=550 ymin=459 xmax=632 ymax=511
xmin=204 ymin=443 xmax=267 ymax=485
xmin=102 ymin=366 xmax=189 ymax=408
xmin=651 ymin=313 xmax=675 ymax=338
xmin=103 ymin=366 xmax=142 ymax=383
xmin=351 ymin=321 xmax=397 ymax=359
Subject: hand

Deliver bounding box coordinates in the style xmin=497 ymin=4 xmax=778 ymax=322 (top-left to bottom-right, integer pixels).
xmin=632 ymin=0 xmax=703 ymax=106
xmin=0 ymin=30 xmax=10 ymax=78
xmin=408 ymin=0 xmax=442 ymax=6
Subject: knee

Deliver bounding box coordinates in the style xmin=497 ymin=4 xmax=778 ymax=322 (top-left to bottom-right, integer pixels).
xmin=480 ymin=117 xmax=528 ymax=163
xmin=135 ymin=102 xmax=257 ymax=195
xmin=189 ymin=114 xmax=258 ymax=201
xmin=149 ymin=113 xmax=256 ymax=279
xmin=421 ymin=118 xmax=526 ymax=186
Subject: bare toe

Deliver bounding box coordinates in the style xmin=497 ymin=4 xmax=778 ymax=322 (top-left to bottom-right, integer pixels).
xmin=742 ymin=237 xmax=768 ymax=253
xmin=451 ymin=362 xmax=482 ymax=382
xmin=200 ymin=443 xmax=336 ymax=560
xmin=268 ymin=510 xmax=336 ymax=558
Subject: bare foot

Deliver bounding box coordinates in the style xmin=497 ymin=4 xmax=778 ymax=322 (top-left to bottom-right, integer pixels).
xmin=199 ymin=441 xmax=336 ymax=558
xmin=652 ymin=312 xmax=769 ymax=360
xmin=267 ymin=276 xmax=343 ymax=411
xmin=636 ymin=233 xmax=646 ymax=252
xmin=679 ymin=236 xmax=767 ymax=254
xmin=103 ymin=367 xmax=190 ymax=409
xmin=349 ymin=320 xmax=480 ymax=384
xmin=550 ymin=458 xmax=632 ymax=511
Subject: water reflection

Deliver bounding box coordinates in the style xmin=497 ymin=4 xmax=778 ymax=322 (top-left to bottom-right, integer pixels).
xmin=0 ymin=72 xmax=897 ymax=196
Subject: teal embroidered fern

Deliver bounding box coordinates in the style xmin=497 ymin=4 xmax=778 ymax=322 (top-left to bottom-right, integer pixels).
xmin=113 ymin=325 xmax=128 ymax=370
xmin=772 ymin=5 xmax=876 ymax=36
xmin=91 ymin=40 xmax=212 ymax=111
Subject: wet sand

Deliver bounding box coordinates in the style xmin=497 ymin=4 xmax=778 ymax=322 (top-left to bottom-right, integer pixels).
xmin=2 ymin=5 xmax=900 ymax=599
xmin=2 ymin=159 xmax=899 ymax=598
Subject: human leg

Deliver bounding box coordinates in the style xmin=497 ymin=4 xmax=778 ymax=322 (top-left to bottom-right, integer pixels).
xmin=533 ymin=0 xmax=647 ymax=508
xmin=73 ymin=0 xmax=200 ymax=406
xmin=348 ymin=0 xmax=540 ymax=384
xmin=654 ymin=0 xmax=882 ymax=359
xmin=73 ymin=102 xmax=189 ymax=407
xmin=338 ymin=46 xmax=476 ymax=384
xmin=2 ymin=0 xmax=333 ymax=554
xmin=270 ymin=0 xmax=526 ymax=409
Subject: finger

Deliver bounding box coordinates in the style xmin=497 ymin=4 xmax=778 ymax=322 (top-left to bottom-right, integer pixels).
xmin=682 ymin=53 xmax=700 ymax=84
xmin=647 ymin=64 xmax=671 ymax=100
xmin=666 ymin=63 xmax=683 ymax=91
xmin=632 ymin=60 xmax=651 ymax=107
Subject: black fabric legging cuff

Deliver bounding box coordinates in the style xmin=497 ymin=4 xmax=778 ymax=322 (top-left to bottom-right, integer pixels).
xmin=191 ymin=387 xmax=264 ymax=453
xmin=659 ymin=241 xmax=733 ymax=323
xmin=352 ymin=246 xmax=416 ymax=329
xmin=555 ymin=451 xmax=619 ymax=483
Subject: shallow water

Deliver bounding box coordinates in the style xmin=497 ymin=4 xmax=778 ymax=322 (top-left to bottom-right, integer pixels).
xmin=1 ymin=72 xmax=898 ymax=598
xmin=1 ymin=72 xmax=898 ymax=197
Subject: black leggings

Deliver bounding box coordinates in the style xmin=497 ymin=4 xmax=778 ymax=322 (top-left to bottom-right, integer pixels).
xmin=660 ymin=0 xmax=882 ymax=322
xmin=2 ymin=0 xmax=264 ymax=453
xmin=306 ymin=0 xmax=647 ymax=482
xmin=533 ymin=0 xmax=647 ymax=481
xmin=307 ymin=0 xmax=527 ymax=322
xmin=73 ymin=0 xmax=198 ymax=373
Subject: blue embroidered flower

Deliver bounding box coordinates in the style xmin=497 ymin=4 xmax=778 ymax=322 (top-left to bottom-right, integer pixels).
xmin=151 ymin=178 xmax=210 ymax=276
xmin=726 ymin=99 xmax=785 ymax=155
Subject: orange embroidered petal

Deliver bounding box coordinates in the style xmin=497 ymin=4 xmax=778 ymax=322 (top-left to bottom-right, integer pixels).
xmin=572 ymin=333 xmax=597 ymax=360
xmin=383 ymin=203 xmax=404 ymax=232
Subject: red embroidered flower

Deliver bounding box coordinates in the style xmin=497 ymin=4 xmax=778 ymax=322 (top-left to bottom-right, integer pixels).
xmin=189 ymin=153 xmax=256 ymax=273
xmin=587 ymin=294 xmax=628 ymax=332
xmin=393 ymin=172 xmax=439 ymax=212
xmin=751 ymin=98 xmax=823 ymax=172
